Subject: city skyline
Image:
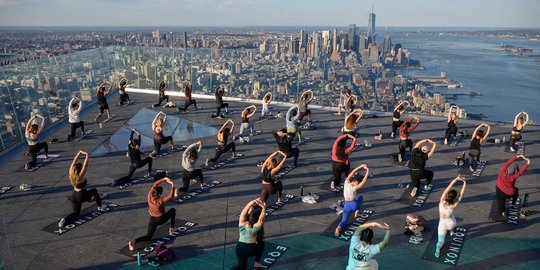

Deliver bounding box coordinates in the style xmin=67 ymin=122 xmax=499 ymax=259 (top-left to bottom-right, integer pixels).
xmin=0 ymin=0 xmax=539 ymax=28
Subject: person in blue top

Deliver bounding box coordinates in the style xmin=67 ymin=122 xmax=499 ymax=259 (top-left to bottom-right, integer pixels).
xmin=347 ymin=221 xmax=391 ymax=270
xmin=234 ymin=198 xmax=267 ymax=270
xmin=286 ymin=105 xmax=301 ymax=142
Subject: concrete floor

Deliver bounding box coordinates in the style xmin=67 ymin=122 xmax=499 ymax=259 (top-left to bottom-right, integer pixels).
xmin=0 ymin=93 xmax=539 ymax=270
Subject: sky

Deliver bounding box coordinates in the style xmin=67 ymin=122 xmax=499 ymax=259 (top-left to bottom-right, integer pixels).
xmin=0 ymin=0 xmax=539 ymax=28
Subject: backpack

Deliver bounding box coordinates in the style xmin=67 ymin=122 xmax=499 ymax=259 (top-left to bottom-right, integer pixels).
xmin=155 ymin=244 xmax=176 ymax=264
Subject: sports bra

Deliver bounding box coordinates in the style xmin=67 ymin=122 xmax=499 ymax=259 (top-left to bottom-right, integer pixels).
xmin=439 ymin=202 xmax=454 ymax=217
xmin=261 ymin=167 xmax=273 ymax=183
xmin=512 ymin=126 xmax=522 ymax=133
xmin=393 ymin=110 xmax=400 ymax=119
xmin=26 ymin=136 xmax=38 ymax=143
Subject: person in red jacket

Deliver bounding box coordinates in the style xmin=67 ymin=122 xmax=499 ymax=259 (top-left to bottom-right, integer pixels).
xmin=496 ymin=155 xmax=530 ymax=217
xmin=398 ymin=117 xmax=420 ymax=162
xmin=129 ymin=177 xmax=176 ymax=250
xmin=330 ymin=134 xmax=356 ymax=191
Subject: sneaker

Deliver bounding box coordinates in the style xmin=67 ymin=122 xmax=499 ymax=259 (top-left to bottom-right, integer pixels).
xmin=330 ymin=182 xmax=335 ymax=190
xmin=509 ymin=147 xmax=515 ymax=152
xmin=24 ymin=164 xmax=31 ymax=171
xmin=424 ymin=185 xmax=432 ymax=191
xmin=410 ymin=187 xmax=418 ymax=197
xmin=98 ymin=204 xmax=109 ymax=211
xmin=334 ymin=226 xmax=342 ymax=237
xmin=174 ymin=189 xmax=179 ymax=198
xmin=435 ymin=247 xmax=440 ymax=258
xmin=398 ymin=155 xmax=403 ymax=162
xmin=502 ymin=212 xmax=506 ymax=218
xmin=205 ymin=159 xmax=210 ymax=167
xmin=444 ymin=139 xmax=448 ymax=145
xmin=58 ymin=218 xmax=65 ymax=228
xmin=469 ymin=166 xmax=475 ymax=172
xmin=450 ymin=230 xmax=454 ymax=236
xmin=145 ymin=171 xmax=153 ymax=178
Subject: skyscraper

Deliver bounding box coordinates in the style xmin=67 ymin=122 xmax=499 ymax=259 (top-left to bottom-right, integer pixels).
xmin=313 ymin=32 xmax=321 ymax=57
xmin=332 ymin=29 xmax=338 ymax=52
xmin=348 ymin=24 xmax=357 ymax=52
xmin=183 ymin=32 xmax=188 ymax=50
xmin=321 ymin=30 xmax=330 ymax=53
xmin=368 ymin=6 xmax=376 ymax=45
xmin=383 ymin=35 xmax=392 ymax=54
xmin=300 ymin=29 xmax=308 ymax=49
xmin=358 ymin=35 xmax=367 ymax=51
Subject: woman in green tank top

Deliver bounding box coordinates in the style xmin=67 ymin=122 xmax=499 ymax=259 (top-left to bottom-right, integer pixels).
xmin=234 ymin=198 xmax=267 ymax=270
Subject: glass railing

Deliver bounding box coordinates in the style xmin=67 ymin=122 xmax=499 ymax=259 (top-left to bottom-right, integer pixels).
xmin=1 ymin=40 xmax=538 ymax=152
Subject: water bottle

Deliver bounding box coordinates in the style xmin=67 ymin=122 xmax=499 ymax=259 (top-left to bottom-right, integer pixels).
xmin=364 ymin=139 xmax=368 ymax=147
xmin=523 ymin=193 xmax=529 ymax=207
xmin=137 ymin=252 xmax=141 ymax=266
xmin=300 ymin=186 xmax=304 ymax=196
xmin=99 ymin=122 xmax=103 ymax=129
xmin=502 ymin=136 xmax=506 ymax=143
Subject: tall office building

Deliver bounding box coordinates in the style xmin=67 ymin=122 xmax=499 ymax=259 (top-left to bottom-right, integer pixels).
xmin=300 ymin=29 xmax=308 ymax=49
xmin=348 ymin=24 xmax=357 ymax=51
xmin=358 ymin=35 xmax=367 ymax=51
xmin=382 ymin=35 xmax=392 ymax=54
xmin=313 ymin=32 xmax=321 ymax=57
xmin=321 ymin=30 xmax=330 ymax=53
xmin=332 ymin=28 xmax=338 ymax=52
xmin=368 ymin=6 xmax=376 ymax=45
xmin=183 ymin=32 xmax=188 ymax=50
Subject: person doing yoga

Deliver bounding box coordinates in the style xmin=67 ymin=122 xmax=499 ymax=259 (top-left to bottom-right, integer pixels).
xmin=391 ymin=101 xmax=409 ymax=138
xmin=206 ymin=119 xmax=238 ymax=166
xmin=435 ymin=176 xmax=467 ymax=258
xmin=153 ymin=81 xmax=169 ymax=108
xmin=178 ymin=84 xmax=198 ymax=112
xmin=398 ymin=117 xmax=420 ymax=162
xmin=495 ymin=155 xmax=530 ymax=217
xmin=509 ymin=111 xmax=529 ymax=152
xmin=296 ymin=90 xmax=314 ymax=125
xmin=343 ymin=109 xmax=364 ymax=136
xmin=111 ymin=129 xmax=153 ymax=186
xmin=67 ymin=97 xmax=85 ymax=141
xmin=347 ymin=221 xmax=391 ymax=270
xmin=469 ymin=123 xmax=490 ymax=172
xmin=150 ymin=111 xmax=175 ymax=157
xmin=178 ymin=140 xmax=204 ymax=194
xmin=58 ymin=151 xmax=106 ymax=227
xmin=331 ymin=134 xmax=357 ymax=191
xmin=211 ymin=85 xmax=229 ymax=118
xmin=286 ymin=105 xmax=302 ymax=142
xmin=260 ymin=92 xmax=273 ymax=118
xmin=234 ymin=198 xmax=267 ymax=270
xmin=128 ymin=177 xmax=176 ymax=251
xmin=259 ymin=151 xmax=287 ymax=202
xmin=273 ymin=129 xmax=299 ymax=167
xmin=24 ymin=114 xmax=48 ymax=170
xmin=335 ymin=164 xmax=370 ymax=237
xmin=234 ymin=105 xmax=256 ymax=141
xmin=118 ymin=77 xmax=130 ymax=105
xmin=336 ymin=88 xmax=352 ymax=116
xmin=444 ymin=105 xmax=459 ymax=145
xmin=344 ymin=95 xmax=358 ymax=117
xmin=408 ymin=139 xmax=436 ymax=197
xmin=94 ymin=81 xmax=113 ymax=123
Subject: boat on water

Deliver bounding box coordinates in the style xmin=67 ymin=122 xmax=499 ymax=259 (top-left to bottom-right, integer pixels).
xmin=447 ymin=83 xmax=460 ymax=89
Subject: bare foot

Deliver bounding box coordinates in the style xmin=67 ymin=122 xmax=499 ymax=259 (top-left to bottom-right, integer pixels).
xmin=354 ymin=210 xmax=360 ymax=218
xmin=128 ymin=240 xmax=134 ymax=251
xmin=169 ymin=228 xmax=176 ymax=235
xmin=277 ymin=197 xmax=283 ymax=203
xmin=254 ymin=261 xmax=268 ymax=269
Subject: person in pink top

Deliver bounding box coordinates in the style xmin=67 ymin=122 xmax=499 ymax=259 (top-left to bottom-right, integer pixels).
xmin=129 ymin=177 xmax=176 ymax=251
xmin=496 ymin=155 xmax=530 ymax=217
xmin=330 ymin=134 xmax=356 ymax=192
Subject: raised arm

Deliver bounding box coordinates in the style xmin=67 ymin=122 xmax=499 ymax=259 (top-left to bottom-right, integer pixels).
xmin=378 ymin=223 xmax=391 ymax=251
xmin=427 ymin=139 xmax=436 ymax=158
xmin=246 ymin=105 xmax=257 ymax=118
xmin=414 ymin=139 xmax=429 ymax=149
xmin=480 ymin=123 xmax=491 ymax=143
xmin=354 ymin=109 xmax=364 ymax=124
xmin=513 ymin=113 xmax=521 ymax=126
xmin=107 ymin=81 xmax=113 ymax=94
xmin=408 ymin=117 xmax=420 ymax=132
xmin=36 ymin=114 xmax=45 ymax=134
xmin=347 ymin=164 xmax=369 ymax=190
xmin=440 ymin=176 xmax=460 ymax=203
xmin=253 ymin=199 xmax=267 ymax=227
xmin=25 ymin=116 xmax=36 ymax=133
xmin=271 ymin=151 xmax=287 ymax=175
xmin=471 ymin=125 xmax=482 ymax=141
xmin=261 ymin=151 xmax=280 ymax=174
xmin=239 ymin=200 xmax=258 ymax=225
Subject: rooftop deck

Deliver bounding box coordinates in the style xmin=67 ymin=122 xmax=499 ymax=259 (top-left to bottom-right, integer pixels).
xmin=0 ymin=92 xmax=539 ymax=270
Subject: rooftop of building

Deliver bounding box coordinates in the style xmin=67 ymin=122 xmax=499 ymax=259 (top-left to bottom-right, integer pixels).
xmin=0 ymin=91 xmax=539 ymax=270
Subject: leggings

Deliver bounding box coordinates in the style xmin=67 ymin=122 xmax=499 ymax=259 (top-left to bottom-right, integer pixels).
xmin=338 ymin=196 xmax=364 ymax=228
xmin=179 ymin=169 xmax=204 ymax=192
xmin=285 ymin=148 xmax=300 ymax=166
xmin=436 ymin=216 xmax=457 ymax=251
xmin=70 ymin=122 xmax=85 ymax=139
xmin=64 ymin=188 xmax=102 ymax=225
xmin=154 ymin=95 xmax=169 ymax=107
xmin=331 ymin=161 xmax=351 ymax=188
xmin=133 ymin=208 xmax=176 ymax=244
xmin=235 ymin=122 xmax=253 ymax=139
xmin=399 ymin=139 xmax=412 ymax=160
xmin=261 ymin=105 xmax=270 ymax=117
xmin=209 ymin=142 xmax=235 ymax=162
xmin=27 ymin=142 xmax=48 ymax=168
xmin=119 ymin=93 xmax=130 ymax=105
xmin=392 ymin=120 xmax=403 ymax=136
xmin=469 ymin=149 xmax=481 ymax=168
xmin=115 ymin=158 xmax=153 ymax=185
xmin=179 ymin=99 xmax=197 ymax=111
xmin=260 ymin=181 xmax=283 ymax=202
xmin=410 ymin=169 xmax=433 ymax=189
xmin=235 ymin=241 xmax=265 ymax=270
xmin=297 ymin=110 xmax=311 ymax=122
xmin=154 ymin=136 xmax=173 ymax=153
xmin=510 ymin=134 xmax=522 ymax=150
xmin=212 ymin=102 xmax=229 ymax=117
xmin=496 ymin=186 xmax=519 ymax=216
xmin=445 ymin=127 xmax=458 ymax=142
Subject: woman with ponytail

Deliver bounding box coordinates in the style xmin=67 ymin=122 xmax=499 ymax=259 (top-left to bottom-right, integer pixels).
xmin=234 ymin=198 xmax=267 ymax=270
xmin=347 ymin=221 xmax=391 ymax=270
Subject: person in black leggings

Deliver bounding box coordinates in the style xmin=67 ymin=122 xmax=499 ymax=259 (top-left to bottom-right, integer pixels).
xmin=129 ymin=177 xmax=176 ymax=251
xmin=58 ymin=151 xmax=105 ymax=227
xmin=273 ymin=129 xmax=299 ymax=166
xmin=408 ymin=139 xmax=437 ymax=197
xmin=391 ymin=101 xmax=409 ymax=138
xmin=444 ymin=106 xmax=459 ymax=145
xmin=398 ymin=117 xmax=420 ymax=162
xmin=94 ymin=81 xmax=113 ymax=123
xmin=510 ymin=112 xmax=529 ymax=152
xmin=68 ymin=97 xmax=85 ymax=141
xmin=469 ymin=123 xmax=490 ymax=171
xmin=150 ymin=111 xmax=175 ymax=157
xmin=24 ymin=114 xmax=49 ymax=170
xmin=234 ymin=198 xmax=267 ymax=270
xmin=206 ymin=120 xmax=237 ymax=165
xmin=331 ymin=134 xmax=356 ymax=191
xmin=259 ymin=151 xmax=287 ymax=202
xmin=153 ymin=81 xmax=169 ymax=108
xmin=179 ymin=140 xmax=204 ymax=193
xmin=211 ymin=86 xmax=228 ymax=118
xmin=118 ymin=78 xmax=130 ymax=106
xmin=112 ymin=129 xmax=153 ymax=186
xmin=178 ymin=84 xmax=198 ymax=112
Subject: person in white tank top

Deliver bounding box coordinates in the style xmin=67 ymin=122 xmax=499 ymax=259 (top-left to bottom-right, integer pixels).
xmin=335 ymin=164 xmax=370 ymax=237
xmin=435 ymin=176 xmax=467 ymax=258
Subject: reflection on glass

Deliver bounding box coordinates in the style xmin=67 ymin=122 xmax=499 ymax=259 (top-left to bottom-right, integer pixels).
xmin=91 ymin=108 xmax=217 ymax=156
